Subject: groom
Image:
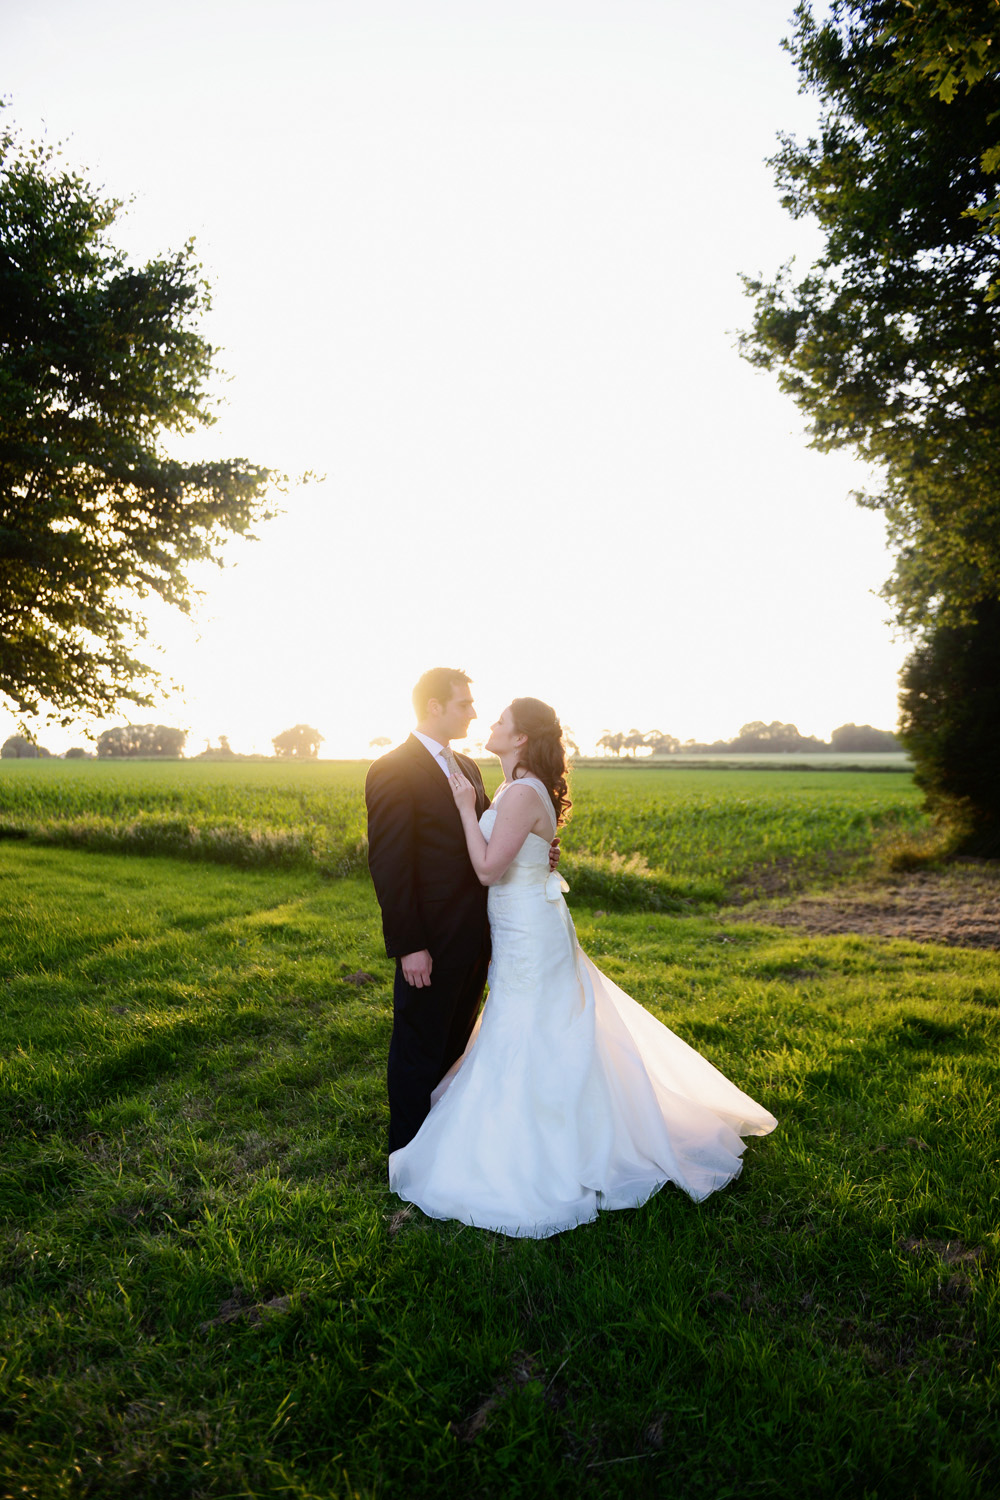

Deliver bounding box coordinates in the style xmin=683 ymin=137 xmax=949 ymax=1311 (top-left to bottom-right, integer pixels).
xmin=365 ymin=668 xmax=492 ymax=1152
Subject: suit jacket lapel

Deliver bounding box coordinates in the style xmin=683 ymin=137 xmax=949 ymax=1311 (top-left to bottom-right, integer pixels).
xmin=402 ymin=735 xmax=457 ymax=813
xmin=454 ymin=750 xmax=488 ymax=816
xmin=403 ymin=736 xmax=488 ymax=820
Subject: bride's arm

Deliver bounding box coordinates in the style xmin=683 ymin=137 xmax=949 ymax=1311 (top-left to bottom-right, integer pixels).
xmin=450 ymin=779 xmax=542 ymax=885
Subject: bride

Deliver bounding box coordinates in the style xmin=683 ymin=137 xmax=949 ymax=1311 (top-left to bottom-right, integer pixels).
xmin=388 ymin=697 xmax=777 ymax=1238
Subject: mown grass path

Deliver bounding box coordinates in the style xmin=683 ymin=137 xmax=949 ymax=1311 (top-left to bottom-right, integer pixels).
xmin=1 ymin=828 xmax=997 ymax=1498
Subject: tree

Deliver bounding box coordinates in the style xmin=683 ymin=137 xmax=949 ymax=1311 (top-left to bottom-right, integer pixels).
xmin=272 ymin=724 xmax=324 ymax=759
xmin=369 ymin=736 xmax=392 ymax=753
xmin=1 ymin=733 xmax=50 ymax=757
xmin=192 ymin=734 xmax=241 ymax=760
xmin=0 ymin=116 xmax=278 ymax=725
xmin=728 ymin=721 xmax=824 ymax=753
xmin=95 ymin=724 xmax=187 ymax=758
xmin=877 ymin=0 xmax=1000 ymax=284
xmin=830 ymin=722 xmax=899 ymax=752
xmin=898 ymin=598 xmax=1000 ymax=855
xmin=740 ymin=0 xmax=1000 ymax=844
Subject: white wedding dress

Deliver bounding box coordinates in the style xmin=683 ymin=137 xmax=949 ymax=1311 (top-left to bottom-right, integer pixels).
xmin=388 ymin=777 xmax=777 ymax=1238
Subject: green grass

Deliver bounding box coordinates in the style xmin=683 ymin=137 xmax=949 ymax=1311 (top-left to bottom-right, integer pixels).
xmin=0 ymin=759 xmax=373 ymax=878
xmin=0 ymin=759 xmax=927 ymax=909
xmin=563 ymin=766 xmax=925 ymax=907
xmin=1 ymin=831 xmax=997 ymax=1498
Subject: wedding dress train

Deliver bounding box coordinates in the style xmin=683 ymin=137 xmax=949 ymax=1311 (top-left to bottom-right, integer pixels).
xmin=388 ymin=777 xmax=777 ymax=1238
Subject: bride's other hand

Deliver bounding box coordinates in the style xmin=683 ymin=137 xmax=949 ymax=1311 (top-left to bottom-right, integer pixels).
xmin=449 ymin=771 xmax=477 ymax=812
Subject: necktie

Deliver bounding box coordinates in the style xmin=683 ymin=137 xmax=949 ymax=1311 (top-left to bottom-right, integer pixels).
xmin=442 ymin=746 xmax=459 ymax=777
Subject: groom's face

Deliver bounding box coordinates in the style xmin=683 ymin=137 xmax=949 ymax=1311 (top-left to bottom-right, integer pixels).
xmin=436 ymin=684 xmax=476 ymax=744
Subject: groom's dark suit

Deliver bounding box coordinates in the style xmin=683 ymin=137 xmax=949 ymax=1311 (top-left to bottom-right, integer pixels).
xmin=366 ymin=735 xmax=491 ymax=1151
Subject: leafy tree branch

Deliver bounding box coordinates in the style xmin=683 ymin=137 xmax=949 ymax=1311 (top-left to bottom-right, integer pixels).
xmin=740 ymin=0 xmax=1000 ymax=850
xmin=1 ymin=114 xmax=282 ymax=724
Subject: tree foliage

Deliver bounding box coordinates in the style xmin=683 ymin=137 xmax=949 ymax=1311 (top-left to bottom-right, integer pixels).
xmin=590 ymin=722 xmax=895 ymax=755
xmin=0 ymin=116 xmax=278 ymax=724
xmin=829 ymin=722 xmax=899 ymax=752
xmin=728 ymin=720 xmax=826 ymax=753
xmin=881 ymin=0 xmax=1000 ymax=268
xmin=740 ymin=1 xmax=1000 ymax=846
xmin=272 ymin=724 xmax=324 ymax=759
xmin=740 ymin=0 xmax=1000 ymax=634
xmin=95 ymin=724 xmax=187 ymax=758
xmin=1 ymin=733 xmax=51 ymax=758
xmin=898 ymin=598 xmax=1000 ymax=855
xmin=645 ymin=730 xmax=680 ymax=756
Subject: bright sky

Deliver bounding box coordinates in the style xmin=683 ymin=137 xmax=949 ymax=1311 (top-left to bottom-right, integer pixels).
xmin=2 ymin=0 xmax=909 ymax=757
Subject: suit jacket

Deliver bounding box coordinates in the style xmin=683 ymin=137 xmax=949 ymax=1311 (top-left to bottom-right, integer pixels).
xmin=365 ymin=735 xmax=491 ymax=967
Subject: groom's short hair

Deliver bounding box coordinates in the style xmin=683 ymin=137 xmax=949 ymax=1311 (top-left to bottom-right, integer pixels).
xmin=413 ymin=668 xmax=471 ymax=718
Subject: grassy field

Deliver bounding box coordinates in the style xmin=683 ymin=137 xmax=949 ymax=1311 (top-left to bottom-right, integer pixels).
xmin=0 ymin=759 xmax=927 ymax=906
xmin=0 ymin=764 xmax=997 ymax=1498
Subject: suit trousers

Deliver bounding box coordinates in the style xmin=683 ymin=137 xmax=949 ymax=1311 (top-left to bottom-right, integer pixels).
xmin=387 ymin=949 xmax=490 ymax=1153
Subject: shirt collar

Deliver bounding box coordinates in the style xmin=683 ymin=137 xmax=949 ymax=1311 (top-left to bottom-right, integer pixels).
xmin=413 ymin=730 xmax=451 ymax=770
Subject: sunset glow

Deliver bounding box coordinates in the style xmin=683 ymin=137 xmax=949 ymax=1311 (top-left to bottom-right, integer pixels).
xmin=3 ymin=0 xmax=909 ymax=759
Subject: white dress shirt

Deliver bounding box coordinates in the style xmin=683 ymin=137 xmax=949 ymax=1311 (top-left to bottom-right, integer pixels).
xmin=413 ymin=730 xmax=454 ymax=777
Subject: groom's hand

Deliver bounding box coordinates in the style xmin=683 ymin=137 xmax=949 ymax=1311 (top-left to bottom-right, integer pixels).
xmin=548 ymin=836 xmax=561 ymax=872
xmin=401 ymin=949 xmax=433 ymax=987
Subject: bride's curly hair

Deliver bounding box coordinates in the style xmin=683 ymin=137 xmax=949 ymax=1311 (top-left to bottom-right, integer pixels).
xmin=510 ymin=697 xmax=572 ymax=826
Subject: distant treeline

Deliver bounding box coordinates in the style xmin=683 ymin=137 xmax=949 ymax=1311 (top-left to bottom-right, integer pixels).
xmin=2 ymin=726 xmax=192 ymax=760
xmin=595 ymin=721 xmax=899 ymax=757
xmin=1 ymin=723 xmax=326 ymax=761
xmin=2 ymin=719 xmax=900 ymax=762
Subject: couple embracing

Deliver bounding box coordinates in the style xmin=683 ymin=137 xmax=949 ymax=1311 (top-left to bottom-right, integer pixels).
xmin=365 ymin=668 xmax=776 ymax=1240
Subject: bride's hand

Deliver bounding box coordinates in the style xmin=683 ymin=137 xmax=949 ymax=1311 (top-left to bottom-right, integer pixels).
xmin=449 ymin=771 xmax=477 ymax=812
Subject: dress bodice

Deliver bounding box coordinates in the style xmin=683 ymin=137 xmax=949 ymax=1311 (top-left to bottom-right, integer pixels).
xmin=479 ymin=777 xmax=557 ymax=888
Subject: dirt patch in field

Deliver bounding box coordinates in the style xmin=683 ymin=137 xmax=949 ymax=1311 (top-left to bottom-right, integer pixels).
xmin=727 ymin=860 xmax=1000 ymax=950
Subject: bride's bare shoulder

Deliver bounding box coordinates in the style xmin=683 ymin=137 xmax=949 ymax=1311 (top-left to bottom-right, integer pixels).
xmin=503 ymin=775 xmax=555 ymax=832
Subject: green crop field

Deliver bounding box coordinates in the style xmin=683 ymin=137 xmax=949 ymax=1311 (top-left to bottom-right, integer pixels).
xmin=0 ymin=758 xmax=927 ymax=907
xmin=0 ymin=762 xmax=996 ymax=1498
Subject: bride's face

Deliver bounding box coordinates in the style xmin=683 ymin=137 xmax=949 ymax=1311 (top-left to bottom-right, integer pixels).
xmin=485 ymin=706 xmax=525 ymax=758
